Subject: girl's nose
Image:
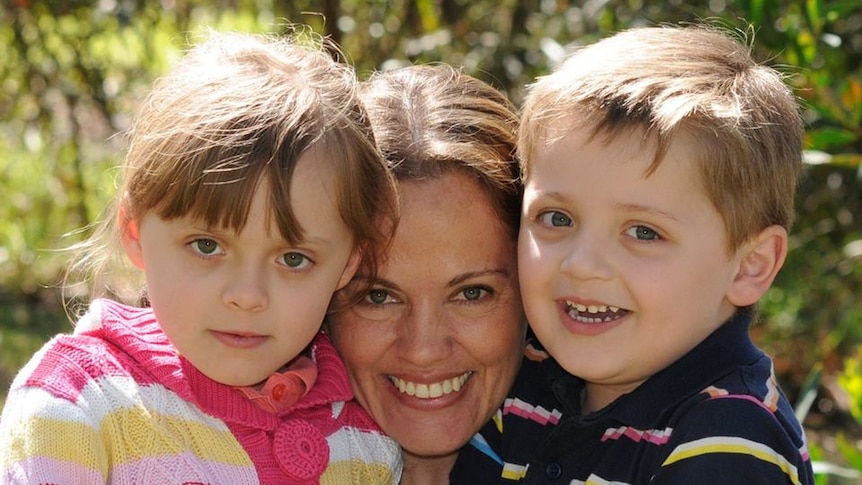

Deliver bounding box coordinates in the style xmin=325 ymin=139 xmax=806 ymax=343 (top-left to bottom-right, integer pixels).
xmin=223 ymin=267 xmax=269 ymax=312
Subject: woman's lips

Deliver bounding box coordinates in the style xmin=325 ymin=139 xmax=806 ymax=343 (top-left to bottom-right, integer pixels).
xmin=388 ymin=371 xmax=473 ymax=399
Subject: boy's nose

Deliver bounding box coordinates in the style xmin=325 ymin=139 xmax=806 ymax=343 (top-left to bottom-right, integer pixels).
xmin=559 ymin=233 xmax=614 ymax=281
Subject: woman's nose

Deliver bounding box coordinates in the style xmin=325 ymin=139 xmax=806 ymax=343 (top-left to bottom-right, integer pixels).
xmin=396 ymin=303 xmax=452 ymax=365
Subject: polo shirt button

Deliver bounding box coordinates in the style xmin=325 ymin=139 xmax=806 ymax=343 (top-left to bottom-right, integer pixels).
xmin=545 ymin=462 xmax=562 ymax=479
xmin=273 ymin=419 xmax=329 ymax=480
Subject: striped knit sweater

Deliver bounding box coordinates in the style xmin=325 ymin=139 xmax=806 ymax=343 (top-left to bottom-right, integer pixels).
xmin=0 ymin=299 xmax=401 ymax=484
xmin=450 ymin=311 xmax=814 ymax=484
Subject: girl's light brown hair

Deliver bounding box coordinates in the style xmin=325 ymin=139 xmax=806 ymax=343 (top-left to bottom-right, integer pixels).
xmin=64 ymin=29 xmax=396 ymax=315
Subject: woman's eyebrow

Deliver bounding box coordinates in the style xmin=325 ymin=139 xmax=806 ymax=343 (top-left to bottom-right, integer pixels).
xmin=352 ymin=274 xmax=402 ymax=291
xmin=448 ymin=269 xmax=511 ymax=287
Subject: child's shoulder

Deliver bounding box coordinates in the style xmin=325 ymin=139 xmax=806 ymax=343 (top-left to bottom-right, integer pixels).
xmin=8 ymin=299 xmax=163 ymax=402
xmin=675 ymin=349 xmax=803 ymax=436
xmin=8 ymin=329 xmax=130 ymax=403
xmin=657 ymin=351 xmax=811 ymax=479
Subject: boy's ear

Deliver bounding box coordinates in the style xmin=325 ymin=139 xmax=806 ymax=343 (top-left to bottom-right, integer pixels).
xmin=727 ymin=225 xmax=788 ymax=307
xmin=119 ymin=199 xmax=145 ymax=270
xmin=335 ymin=248 xmax=362 ymax=291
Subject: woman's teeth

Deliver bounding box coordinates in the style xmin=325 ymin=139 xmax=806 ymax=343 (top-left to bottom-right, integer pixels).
xmin=389 ymin=372 xmax=472 ymax=399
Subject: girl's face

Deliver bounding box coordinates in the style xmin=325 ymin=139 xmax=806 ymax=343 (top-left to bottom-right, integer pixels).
xmin=329 ymin=171 xmax=525 ymax=459
xmin=122 ymin=153 xmax=359 ymax=387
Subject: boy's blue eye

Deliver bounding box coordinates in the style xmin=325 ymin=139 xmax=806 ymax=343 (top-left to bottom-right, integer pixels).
xmin=192 ymin=238 xmax=221 ymax=255
xmin=628 ymin=225 xmax=660 ymax=241
xmin=540 ymin=211 xmax=573 ymax=227
xmin=282 ymin=252 xmax=310 ymax=269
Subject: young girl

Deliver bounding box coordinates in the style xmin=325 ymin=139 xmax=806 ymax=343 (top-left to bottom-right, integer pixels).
xmin=0 ymin=30 xmax=401 ymax=484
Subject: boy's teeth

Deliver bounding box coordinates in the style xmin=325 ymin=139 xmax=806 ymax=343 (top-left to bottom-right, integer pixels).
xmin=569 ymin=301 xmax=612 ymax=314
xmin=565 ymin=300 xmax=625 ymax=323
xmin=390 ymin=372 xmax=471 ymax=399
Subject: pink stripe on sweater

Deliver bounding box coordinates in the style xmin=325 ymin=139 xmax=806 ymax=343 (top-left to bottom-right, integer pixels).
xmin=502 ymin=398 xmax=561 ymax=426
xmin=3 ymin=456 xmax=105 ymax=484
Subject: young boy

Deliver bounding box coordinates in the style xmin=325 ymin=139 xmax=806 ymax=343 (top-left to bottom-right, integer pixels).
xmin=451 ymin=25 xmax=814 ymax=484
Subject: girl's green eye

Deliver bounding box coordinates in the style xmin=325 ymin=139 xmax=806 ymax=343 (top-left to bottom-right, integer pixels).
xmin=282 ymin=252 xmax=310 ymax=269
xmin=192 ymin=238 xmax=220 ymax=255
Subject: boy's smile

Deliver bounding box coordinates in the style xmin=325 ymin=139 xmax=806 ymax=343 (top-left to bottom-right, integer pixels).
xmin=519 ymin=122 xmax=746 ymax=413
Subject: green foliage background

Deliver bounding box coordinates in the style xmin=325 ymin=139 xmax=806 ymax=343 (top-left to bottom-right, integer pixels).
xmin=1 ymin=0 xmax=861 ymax=475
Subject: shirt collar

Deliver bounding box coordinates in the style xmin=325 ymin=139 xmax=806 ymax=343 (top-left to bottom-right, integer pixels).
xmin=547 ymin=311 xmax=763 ymax=427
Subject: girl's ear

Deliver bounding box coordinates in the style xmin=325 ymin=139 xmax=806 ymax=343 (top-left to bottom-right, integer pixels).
xmin=335 ymin=248 xmax=362 ymax=291
xmin=119 ymin=199 xmax=145 ymax=270
xmin=727 ymin=225 xmax=788 ymax=307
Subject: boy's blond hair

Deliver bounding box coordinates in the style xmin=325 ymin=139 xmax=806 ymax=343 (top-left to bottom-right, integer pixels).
xmin=519 ymin=25 xmax=803 ymax=251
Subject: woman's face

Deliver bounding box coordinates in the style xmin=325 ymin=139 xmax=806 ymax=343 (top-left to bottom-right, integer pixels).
xmin=329 ymin=170 xmax=525 ymax=458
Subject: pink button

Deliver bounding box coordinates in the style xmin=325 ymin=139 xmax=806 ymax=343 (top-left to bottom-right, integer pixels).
xmin=273 ymin=419 xmax=329 ymax=480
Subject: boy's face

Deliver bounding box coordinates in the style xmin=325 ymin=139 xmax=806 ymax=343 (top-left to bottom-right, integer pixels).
xmin=122 ymin=153 xmax=359 ymax=387
xmin=519 ymin=123 xmax=745 ymax=411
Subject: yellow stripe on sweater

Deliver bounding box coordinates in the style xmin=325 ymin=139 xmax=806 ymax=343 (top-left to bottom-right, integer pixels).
xmin=662 ymin=436 xmax=800 ymax=485
xmin=321 ymin=459 xmax=399 ymax=484
xmin=4 ymin=409 xmax=250 ymax=469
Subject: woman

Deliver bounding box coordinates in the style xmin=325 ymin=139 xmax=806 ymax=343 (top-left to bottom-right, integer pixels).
xmin=328 ymin=64 xmax=525 ymax=484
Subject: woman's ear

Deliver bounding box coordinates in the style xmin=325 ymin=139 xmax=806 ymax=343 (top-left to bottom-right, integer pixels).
xmin=727 ymin=225 xmax=788 ymax=307
xmin=335 ymin=248 xmax=362 ymax=291
xmin=119 ymin=199 xmax=145 ymax=270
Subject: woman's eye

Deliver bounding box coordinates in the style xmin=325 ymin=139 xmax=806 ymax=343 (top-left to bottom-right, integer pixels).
xmin=366 ymin=289 xmax=390 ymax=305
xmin=626 ymin=225 xmax=660 ymax=241
xmin=281 ymin=252 xmax=311 ymax=269
xmin=190 ymin=238 xmax=223 ymax=256
xmin=364 ymin=289 xmax=399 ymax=306
xmin=457 ymin=286 xmax=491 ymax=302
xmin=539 ymin=211 xmax=573 ymax=228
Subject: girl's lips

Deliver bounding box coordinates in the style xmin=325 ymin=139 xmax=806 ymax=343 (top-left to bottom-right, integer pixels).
xmin=211 ymin=330 xmax=269 ymax=349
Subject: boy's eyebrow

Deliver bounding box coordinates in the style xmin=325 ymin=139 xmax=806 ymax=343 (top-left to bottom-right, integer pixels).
xmin=529 ymin=191 xmax=681 ymax=223
xmin=616 ymin=203 xmax=681 ymax=222
xmin=527 ymin=190 xmax=571 ymax=204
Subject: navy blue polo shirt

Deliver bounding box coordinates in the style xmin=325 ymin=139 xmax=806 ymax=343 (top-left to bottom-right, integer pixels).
xmin=451 ymin=311 xmax=814 ymax=484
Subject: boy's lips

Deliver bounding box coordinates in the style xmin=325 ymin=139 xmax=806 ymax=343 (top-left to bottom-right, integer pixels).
xmin=563 ymin=300 xmax=630 ymax=323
